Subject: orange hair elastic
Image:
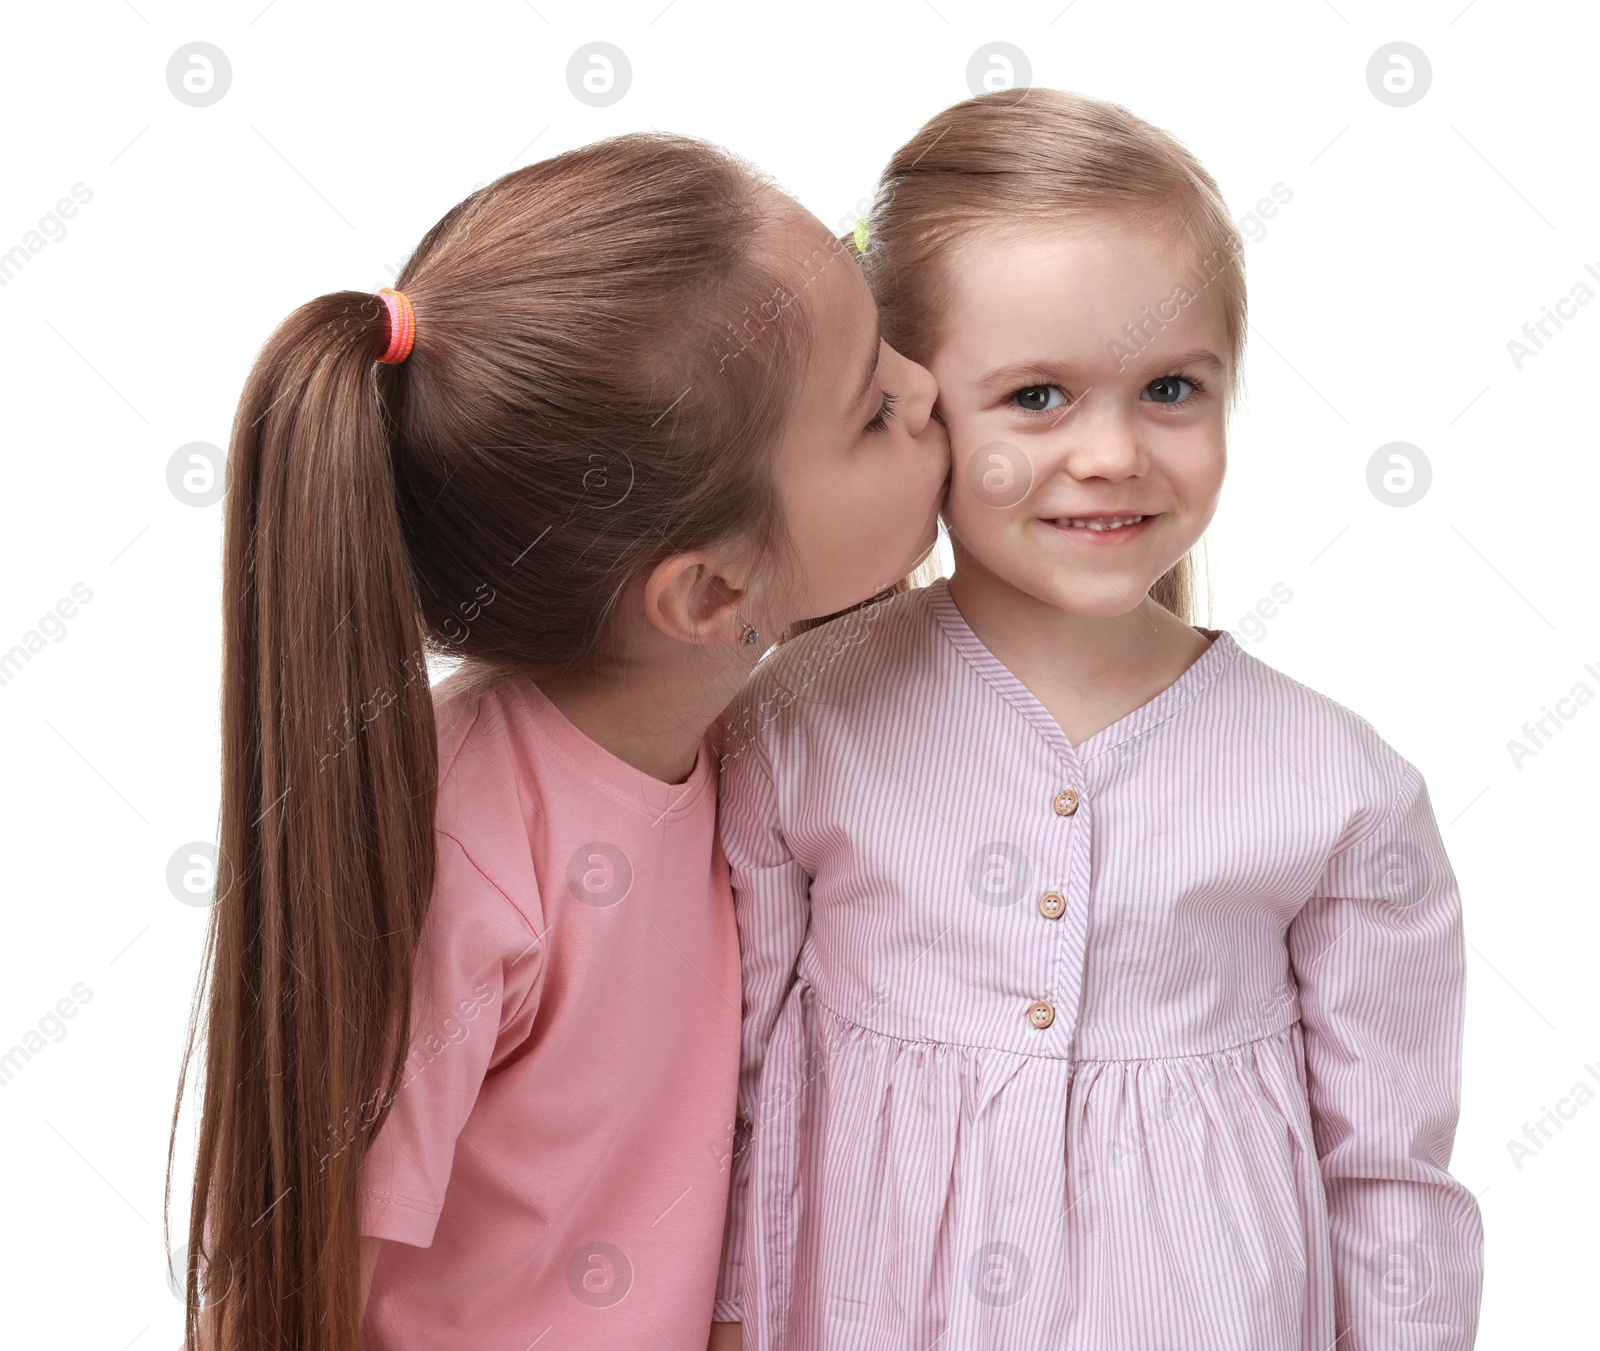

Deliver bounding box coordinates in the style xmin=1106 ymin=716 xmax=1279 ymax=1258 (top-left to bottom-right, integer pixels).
xmin=375 ymin=287 xmax=416 ymax=364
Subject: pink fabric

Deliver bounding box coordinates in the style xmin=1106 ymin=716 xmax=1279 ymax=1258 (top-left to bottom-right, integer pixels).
xmin=713 ymin=577 xmax=1483 ymax=1349
xmin=356 ymin=668 xmax=742 ymax=1348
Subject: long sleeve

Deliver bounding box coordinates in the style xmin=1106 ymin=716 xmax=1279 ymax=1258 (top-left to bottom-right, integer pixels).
xmin=1288 ymin=755 xmax=1484 ymax=1349
xmin=711 ymin=728 xmax=812 ymax=1324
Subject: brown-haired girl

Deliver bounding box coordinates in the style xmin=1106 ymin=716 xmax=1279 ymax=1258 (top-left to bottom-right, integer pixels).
xmin=168 ymin=131 xmax=948 ymax=1351
xmin=712 ymin=91 xmax=1482 ymax=1349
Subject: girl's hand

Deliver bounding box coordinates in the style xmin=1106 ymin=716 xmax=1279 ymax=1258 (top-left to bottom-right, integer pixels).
xmin=708 ymin=1320 xmax=743 ymax=1351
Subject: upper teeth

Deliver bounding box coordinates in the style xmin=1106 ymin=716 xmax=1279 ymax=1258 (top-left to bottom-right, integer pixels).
xmin=1060 ymin=515 xmax=1144 ymax=530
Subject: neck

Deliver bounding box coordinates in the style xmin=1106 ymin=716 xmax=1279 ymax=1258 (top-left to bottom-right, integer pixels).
xmin=534 ymin=645 xmax=754 ymax=786
xmin=944 ymin=548 xmax=1201 ymax=698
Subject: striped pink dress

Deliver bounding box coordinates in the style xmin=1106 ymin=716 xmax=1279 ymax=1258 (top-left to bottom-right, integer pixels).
xmin=711 ymin=576 xmax=1483 ymax=1350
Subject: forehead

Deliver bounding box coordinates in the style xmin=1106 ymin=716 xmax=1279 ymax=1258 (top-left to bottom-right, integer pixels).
xmin=767 ymin=214 xmax=877 ymax=400
xmin=942 ymin=223 xmax=1228 ymax=365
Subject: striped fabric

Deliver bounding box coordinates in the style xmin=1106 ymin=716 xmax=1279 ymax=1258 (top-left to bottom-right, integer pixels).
xmin=711 ymin=576 xmax=1483 ymax=1350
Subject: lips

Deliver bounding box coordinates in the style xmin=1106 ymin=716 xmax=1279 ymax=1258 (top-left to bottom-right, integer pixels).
xmin=1054 ymin=514 xmax=1145 ymax=531
xmin=1044 ymin=510 xmax=1156 ymax=526
xmin=1041 ymin=513 xmax=1158 ymax=544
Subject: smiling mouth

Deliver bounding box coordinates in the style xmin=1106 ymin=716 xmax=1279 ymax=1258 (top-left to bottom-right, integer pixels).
xmin=1049 ymin=514 xmax=1150 ymax=532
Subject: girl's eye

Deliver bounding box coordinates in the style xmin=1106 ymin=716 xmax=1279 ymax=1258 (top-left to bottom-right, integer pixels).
xmin=864 ymin=389 xmax=899 ymax=434
xmin=1143 ymin=375 xmax=1199 ymax=405
xmin=1013 ymin=384 xmax=1067 ymax=414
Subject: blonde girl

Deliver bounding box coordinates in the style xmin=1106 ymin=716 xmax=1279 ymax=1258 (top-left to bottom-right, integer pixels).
xmin=712 ymin=91 xmax=1482 ymax=1351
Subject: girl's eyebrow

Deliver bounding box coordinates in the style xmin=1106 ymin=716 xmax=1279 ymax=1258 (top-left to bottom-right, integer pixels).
xmin=973 ymin=358 xmax=1076 ymax=390
xmin=974 ymin=347 xmax=1225 ymax=388
xmin=1146 ymin=348 xmax=1226 ymax=376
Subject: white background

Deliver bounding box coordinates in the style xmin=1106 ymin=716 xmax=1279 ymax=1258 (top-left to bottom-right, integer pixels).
xmin=1 ymin=1 xmax=1595 ymax=1345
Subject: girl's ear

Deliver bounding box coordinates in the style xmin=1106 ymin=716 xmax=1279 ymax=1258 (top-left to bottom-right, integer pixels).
xmin=640 ymin=548 xmax=752 ymax=648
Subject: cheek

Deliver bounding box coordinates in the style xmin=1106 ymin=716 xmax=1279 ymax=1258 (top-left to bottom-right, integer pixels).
xmin=943 ymin=467 xmax=1022 ymax=548
xmin=948 ymin=419 xmax=1045 ymax=525
xmin=1145 ymin=412 xmax=1216 ymax=499
xmin=946 ymin=426 xmax=994 ymax=498
xmin=1168 ymin=426 xmax=1227 ymax=498
xmin=791 ymin=466 xmax=902 ymax=563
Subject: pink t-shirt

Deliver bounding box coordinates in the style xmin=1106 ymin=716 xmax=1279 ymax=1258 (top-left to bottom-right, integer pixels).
xmin=356 ymin=667 xmax=742 ymax=1348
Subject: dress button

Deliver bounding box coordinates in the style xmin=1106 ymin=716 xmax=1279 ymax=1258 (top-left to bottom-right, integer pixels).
xmin=1053 ymin=788 xmax=1080 ymax=816
xmin=1027 ymin=999 xmax=1055 ymax=1029
xmin=1038 ymin=890 xmax=1065 ymax=920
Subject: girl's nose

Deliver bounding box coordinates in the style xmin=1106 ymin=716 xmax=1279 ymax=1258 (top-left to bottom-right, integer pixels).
xmin=896 ymin=350 xmax=939 ymax=436
xmin=1062 ymin=404 xmax=1145 ymax=479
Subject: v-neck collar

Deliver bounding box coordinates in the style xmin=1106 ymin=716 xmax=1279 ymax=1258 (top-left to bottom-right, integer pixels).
xmin=926 ymin=574 xmax=1241 ymax=765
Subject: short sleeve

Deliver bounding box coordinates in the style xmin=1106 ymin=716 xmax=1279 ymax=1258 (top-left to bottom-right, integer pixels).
xmin=358 ymin=829 xmax=545 ymax=1246
xmin=1288 ymin=756 xmax=1484 ymax=1348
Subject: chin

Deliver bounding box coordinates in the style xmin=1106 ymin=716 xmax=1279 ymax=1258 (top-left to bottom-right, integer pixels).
xmin=900 ymin=532 xmax=940 ymax=583
xmin=1048 ymin=585 xmax=1149 ymax=619
xmin=1004 ymin=565 xmax=1142 ymax=617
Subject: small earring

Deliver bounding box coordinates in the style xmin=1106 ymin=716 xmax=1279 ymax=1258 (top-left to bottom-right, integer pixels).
xmin=741 ymin=625 xmax=760 ymax=646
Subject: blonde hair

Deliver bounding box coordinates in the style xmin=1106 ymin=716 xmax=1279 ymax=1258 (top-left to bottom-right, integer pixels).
xmin=855 ymin=88 xmax=1248 ymax=625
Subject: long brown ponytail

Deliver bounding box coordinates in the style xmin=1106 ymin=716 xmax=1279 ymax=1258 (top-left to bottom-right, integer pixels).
xmin=167 ymin=133 xmax=816 ymax=1351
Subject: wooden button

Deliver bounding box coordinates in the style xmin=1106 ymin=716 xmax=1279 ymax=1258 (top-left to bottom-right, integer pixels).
xmin=1038 ymin=890 xmax=1065 ymax=920
xmin=1027 ymin=999 xmax=1055 ymax=1029
xmin=1053 ymin=788 xmax=1080 ymax=816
